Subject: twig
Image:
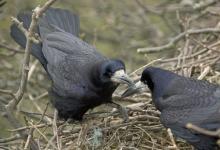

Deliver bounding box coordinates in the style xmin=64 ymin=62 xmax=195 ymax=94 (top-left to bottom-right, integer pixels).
xmin=186 ymin=123 xmax=220 ymax=137
xmin=167 ymin=128 xmax=179 ymax=150
xmin=0 ymin=134 xmax=21 ymax=143
xmin=38 ymin=102 xmax=50 ymax=124
xmin=160 ymin=40 xmax=220 ymax=63
xmin=19 ymin=110 xmax=52 ymax=123
xmin=29 ymin=94 xmax=52 ymax=123
xmin=191 ymin=38 xmax=220 ymax=53
xmin=0 ymin=89 xmax=16 ymax=99
xmin=0 ymin=43 xmax=24 ymax=53
xmin=9 ymin=123 xmax=52 ymax=132
xmin=3 ymin=0 xmax=57 ymax=150
xmin=53 ymin=110 xmax=62 ymax=150
xmin=22 ymin=103 xmax=52 ymax=149
xmin=135 ymin=0 xmax=218 ymax=15
xmin=137 ymin=28 xmax=220 ymax=53
xmin=193 ymin=0 xmax=218 ymax=11
xmin=9 ymin=0 xmax=56 ymax=109
xmin=11 ymin=17 xmax=40 ymax=44
xmin=173 ymin=55 xmax=218 ymax=70
xmin=28 ymin=60 xmax=39 ymax=81
xmin=32 ymin=92 xmax=48 ymax=101
xmin=30 ymin=121 xmax=58 ymax=150
xmin=24 ymin=128 xmax=35 ymax=150
xmin=77 ymin=123 xmax=89 ymax=149
xmin=129 ymin=58 xmax=163 ymax=76
xmin=134 ymin=0 xmax=162 ymax=15
xmin=134 ymin=125 xmax=156 ymax=149
xmin=44 ymin=110 xmax=60 ymax=150
xmin=197 ymin=66 xmax=211 ymax=80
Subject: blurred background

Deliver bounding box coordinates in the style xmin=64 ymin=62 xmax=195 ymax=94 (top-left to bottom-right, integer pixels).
xmin=0 ymin=0 xmax=220 ymax=149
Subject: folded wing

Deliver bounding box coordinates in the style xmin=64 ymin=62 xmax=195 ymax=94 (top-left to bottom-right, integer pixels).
xmin=42 ymin=31 xmax=105 ymax=97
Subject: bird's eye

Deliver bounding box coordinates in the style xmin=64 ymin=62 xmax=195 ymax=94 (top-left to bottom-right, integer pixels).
xmin=107 ymin=72 xmax=113 ymax=77
xmin=143 ymin=80 xmax=148 ymax=84
xmin=104 ymin=70 xmax=112 ymax=77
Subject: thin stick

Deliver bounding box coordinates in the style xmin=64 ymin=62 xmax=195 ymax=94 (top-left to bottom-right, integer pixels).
xmin=0 ymin=89 xmax=16 ymax=99
xmin=24 ymin=128 xmax=35 ymax=150
xmin=197 ymin=66 xmax=211 ymax=80
xmin=129 ymin=58 xmax=163 ymax=76
xmin=0 ymin=134 xmax=21 ymax=143
xmin=53 ymin=110 xmax=62 ymax=150
xmin=28 ymin=60 xmax=39 ymax=81
xmin=167 ymin=128 xmax=179 ymax=150
xmin=3 ymin=1 xmax=57 ymax=150
xmin=138 ymin=28 xmax=220 ymax=53
xmin=186 ymin=123 xmax=220 ymax=137
xmin=0 ymin=42 xmax=24 ymax=53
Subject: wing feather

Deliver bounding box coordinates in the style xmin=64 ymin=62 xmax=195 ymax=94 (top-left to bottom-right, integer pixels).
xmin=163 ymin=77 xmax=218 ymax=97
xmin=160 ymin=94 xmax=220 ymax=128
xmin=42 ymin=31 xmax=105 ymax=97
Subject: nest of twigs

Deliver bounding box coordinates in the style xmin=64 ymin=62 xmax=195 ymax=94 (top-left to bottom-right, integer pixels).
xmin=1 ymin=0 xmax=220 ymax=149
xmin=2 ymin=36 xmax=220 ymax=150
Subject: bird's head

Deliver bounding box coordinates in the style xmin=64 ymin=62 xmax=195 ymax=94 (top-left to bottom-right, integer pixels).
xmin=121 ymin=67 xmax=153 ymax=98
xmin=121 ymin=67 xmax=173 ymax=98
xmin=99 ymin=59 xmax=133 ymax=86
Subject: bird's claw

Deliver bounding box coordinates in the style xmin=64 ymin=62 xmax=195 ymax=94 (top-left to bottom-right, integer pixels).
xmin=118 ymin=105 xmax=129 ymax=123
xmin=108 ymin=102 xmax=129 ymax=122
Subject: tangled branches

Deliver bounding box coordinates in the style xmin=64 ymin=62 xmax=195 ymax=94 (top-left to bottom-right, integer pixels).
xmin=0 ymin=0 xmax=220 ymax=150
xmin=0 ymin=0 xmax=57 ymax=149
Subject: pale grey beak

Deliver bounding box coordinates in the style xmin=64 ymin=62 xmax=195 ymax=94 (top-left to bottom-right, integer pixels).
xmin=110 ymin=69 xmax=133 ymax=85
xmin=121 ymin=81 xmax=146 ymax=98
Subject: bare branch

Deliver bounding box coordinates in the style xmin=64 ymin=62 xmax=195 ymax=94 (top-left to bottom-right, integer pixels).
xmin=193 ymin=0 xmax=218 ymax=11
xmin=186 ymin=123 xmax=220 ymax=137
xmin=167 ymin=128 xmax=179 ymax=150
xmin=0 ymin=42 xmax=24 ymax=53
xmin=137 ymin=28 xmax=220 ymax=53
xmin=0 ymin=134 xmax=21 ymax=143
xmin=11 ymin=17 xmax=40 ymax=44
xmin=6 ymin=0 xmax=57 ymax=110
xmin=0 ymin=89 xmax=16 ymax=99
xmin=24 ymin=128 xmax=35 ymax=150
xmin=2 ymin=0 xmax=57 ymax=150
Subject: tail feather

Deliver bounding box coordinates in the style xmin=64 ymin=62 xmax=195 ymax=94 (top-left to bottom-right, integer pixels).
xmin=39 ymin=8 xmax=80 ymax=38
xmin=10 ymin=8 xmax=80 ymax=70
xmin=10 ymin=12 xmax=47 ymax=69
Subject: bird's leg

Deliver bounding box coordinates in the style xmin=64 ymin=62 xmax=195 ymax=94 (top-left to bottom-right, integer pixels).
xmin=107 ymin=102 xmax=129 ymax=122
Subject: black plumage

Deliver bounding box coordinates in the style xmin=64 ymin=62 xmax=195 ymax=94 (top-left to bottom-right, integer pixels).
xmin=122 ymin=67 xmax=220 ymax=150
xmin=11 ymin=8 xmax=132 ymax=121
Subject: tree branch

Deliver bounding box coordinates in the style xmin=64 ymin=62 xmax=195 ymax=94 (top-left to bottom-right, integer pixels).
xmin=186 ymin=123 xmax=220 ymax=137
xmin=2 ymin=0 xmax=57 ymax=150
xmin=137 ymin=28 xmax=220 ymax=53
xmin=0 ymin=134 xmax=21 ymax=143
xmin=0 ymin=42 xmax=24 ymax=53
